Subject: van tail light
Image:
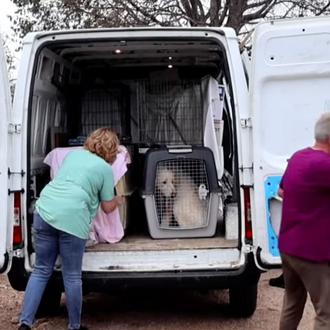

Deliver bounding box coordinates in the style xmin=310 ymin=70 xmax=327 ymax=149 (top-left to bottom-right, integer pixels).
xmin=243 ymin=186 xmax=253 ymax=241
xmin=13 ymin=192 xmax=23 ymax=246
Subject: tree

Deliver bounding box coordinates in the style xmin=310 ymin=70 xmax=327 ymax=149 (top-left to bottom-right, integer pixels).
xmin=2 ymin=36 xmax=16 ymax=96
xmin=10 ymin=0 xmax=330 ymax=40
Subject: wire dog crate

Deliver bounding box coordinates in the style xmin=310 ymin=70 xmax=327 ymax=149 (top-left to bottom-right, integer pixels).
xmin=136 ymin=79 xmax=204 ymax=145
xmin=76 ymin=79 xmax=205 ymax=146
xmin=143 ymin=146 xmax=220 ymax=238
xmin=80 ymin=85 xmax=130 ymax=137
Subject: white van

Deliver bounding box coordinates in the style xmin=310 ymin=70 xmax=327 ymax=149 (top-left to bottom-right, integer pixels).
xmin=1 ymin=16 xmax=329 ymax=318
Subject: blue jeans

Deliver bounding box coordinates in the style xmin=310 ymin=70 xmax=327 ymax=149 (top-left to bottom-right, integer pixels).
xmin=19 ymin=213 xmax=87 ymax=329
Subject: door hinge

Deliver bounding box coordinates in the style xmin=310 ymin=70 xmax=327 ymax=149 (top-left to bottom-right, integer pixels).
xmin=240 ymin=118 xmax=252 ymax=128
xmin=8 ymin=188 xmax=25 ymax=195
xmin=13 ymin=248 xmax=24 ymax=258
xmin=242 ymin=244 xmax=255 ymax=253
xmin=8 ymin=168 xmax=25 ymax=177
xmin=239 ymin=164 xmax=253 ymax=171
xmin=8 ymin=123 xmax=22 ymax=134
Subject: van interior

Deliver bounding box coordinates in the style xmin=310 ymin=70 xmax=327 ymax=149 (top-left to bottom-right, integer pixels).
xmin=27 ymin=35 xmax=241 ymax=271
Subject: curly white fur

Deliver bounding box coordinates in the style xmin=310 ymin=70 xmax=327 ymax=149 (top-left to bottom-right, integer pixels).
xmin=156 ymin=168 xmax=176 ymax=198
xmin=173 ymin=175 xmax=205 ymax=228
xmin=155 ymin=168 xmax=176 ymax=226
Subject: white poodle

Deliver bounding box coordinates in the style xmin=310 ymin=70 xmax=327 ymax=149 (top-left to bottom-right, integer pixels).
xmin=156 ymin=168 xmax=176 ymax=198
xmin=173 ymin=175 xmax=206 ymax=228
xmin=155 ymin=168 xmax=177 ymax=226
xmin=155 ymin=167 xmax=207 ymax=228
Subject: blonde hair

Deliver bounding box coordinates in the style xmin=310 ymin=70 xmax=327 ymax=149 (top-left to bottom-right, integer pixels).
xmin=314 ymin=112 xmax=330 ymax=142
xmin=84 ymin=128 xmax=119 ymax=164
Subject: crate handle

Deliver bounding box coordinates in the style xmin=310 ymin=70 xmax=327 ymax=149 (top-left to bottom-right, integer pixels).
xmin=166 ymin=145 xmax=192 ymax=153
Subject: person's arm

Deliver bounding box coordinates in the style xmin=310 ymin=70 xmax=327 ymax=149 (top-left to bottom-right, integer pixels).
xmin=101 ymin=196 xmax=124 ymax=214
xmin=99 ymin=164 xmax=123 ymax=214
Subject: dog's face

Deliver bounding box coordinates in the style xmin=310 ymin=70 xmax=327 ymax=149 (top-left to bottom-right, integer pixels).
xmin=156 ymin=168 xmax=176 ymax=198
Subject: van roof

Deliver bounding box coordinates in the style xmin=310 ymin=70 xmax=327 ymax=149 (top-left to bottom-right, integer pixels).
xmin=23 ymin=26 xmax=237 ymax=44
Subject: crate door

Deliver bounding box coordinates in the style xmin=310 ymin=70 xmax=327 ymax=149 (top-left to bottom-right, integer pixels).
xmin=155 ymin=159 xmax=210 ymax=230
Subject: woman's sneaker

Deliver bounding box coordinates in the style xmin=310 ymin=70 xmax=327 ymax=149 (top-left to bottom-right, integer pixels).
xmin=18 ymin=324 xmax=31 ymax=330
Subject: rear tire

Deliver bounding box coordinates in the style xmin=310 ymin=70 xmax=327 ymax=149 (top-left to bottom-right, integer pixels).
xmin=7 ymin=257 xmax=29 ymax=291
xmin=229 ymin=283 xmax=258 ymax=318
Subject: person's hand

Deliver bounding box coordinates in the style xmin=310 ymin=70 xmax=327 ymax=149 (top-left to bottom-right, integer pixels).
xmin=278 ymin=188 xmax=284 ymax=199
xmin=101 ymin=196 xmax=124 ymax=214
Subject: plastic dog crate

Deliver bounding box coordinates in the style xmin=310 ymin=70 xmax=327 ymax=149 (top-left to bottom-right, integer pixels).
xmin=143 ymin=146 xmax=220 ymax=238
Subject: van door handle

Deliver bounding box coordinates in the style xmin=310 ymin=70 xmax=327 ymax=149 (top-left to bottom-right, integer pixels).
xmin=272 ymin=195 xmax=283 ymax=202
xmin=268 ymin=196 xmax=282 ymax=237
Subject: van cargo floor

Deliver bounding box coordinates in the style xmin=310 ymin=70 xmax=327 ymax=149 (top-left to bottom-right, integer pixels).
xmin=86 ymin=234 xmax=238 ymax=252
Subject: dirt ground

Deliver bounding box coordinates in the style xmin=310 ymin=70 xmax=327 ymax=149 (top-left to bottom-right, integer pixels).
xmin=0 ymin=270 xmax=314 ymax=330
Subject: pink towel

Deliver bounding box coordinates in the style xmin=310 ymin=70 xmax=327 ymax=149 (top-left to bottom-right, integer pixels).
xmin=44 ymin=146 xmax=131 ymax=244
xmin=44 ymin=146 xmax=81 ymax=178
xmin=111 ymin=145 xmax=132 ymax=184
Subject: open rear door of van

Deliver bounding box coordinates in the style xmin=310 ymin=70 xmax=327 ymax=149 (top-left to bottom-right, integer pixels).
xmin=249 ymin=17 xmax=330 ymax=269
xmin=0 ymin=35 xmax=12 ymax=273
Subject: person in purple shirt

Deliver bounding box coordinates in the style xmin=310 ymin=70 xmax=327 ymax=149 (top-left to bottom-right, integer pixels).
xmin=278 ymin=112 xmax=330 ymax=330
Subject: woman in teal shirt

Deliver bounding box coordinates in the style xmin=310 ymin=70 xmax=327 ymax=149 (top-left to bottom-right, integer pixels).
xmin=19 ymin=128 xmax=123 ymax=330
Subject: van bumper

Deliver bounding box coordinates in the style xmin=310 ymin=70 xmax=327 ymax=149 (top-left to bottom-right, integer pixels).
xmin=81 ymin=253 xmax=261 ymax=292
xmin=8 ymin=253 xmax=261 ymax=292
